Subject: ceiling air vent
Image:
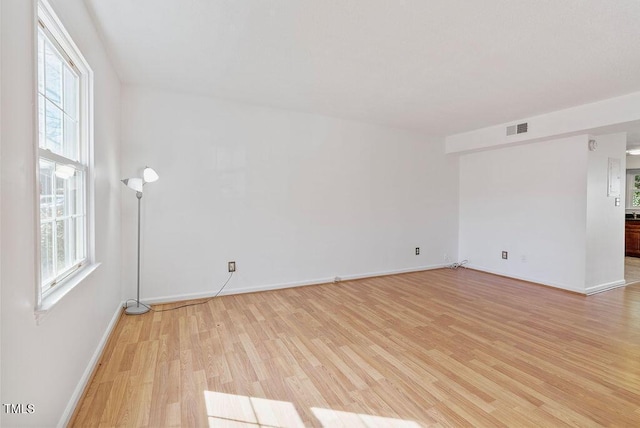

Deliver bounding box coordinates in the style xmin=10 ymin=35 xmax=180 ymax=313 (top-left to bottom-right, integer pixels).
xmin=506 ymin=122 xmax=528 ymax=136
xmin=517 ymin=122 xmax=528 ymax=134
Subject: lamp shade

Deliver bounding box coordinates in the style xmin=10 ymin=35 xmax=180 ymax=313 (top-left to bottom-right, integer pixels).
xmin=143 ymin=167 xmax=159 ymax=183
xmin=122 ymin=177 xmax=143 ymax=192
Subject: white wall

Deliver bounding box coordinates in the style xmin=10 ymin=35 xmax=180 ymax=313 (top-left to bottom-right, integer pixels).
xmin=0 ymin=0 xmax=3 ymax=413
xmin=459 ymin=135 xmax=590 ymax=292
xmin=121 ymin=86 xmax=459 ymax=302
xmin=459 ymin=133 xmax=627 ymax=294
xmin=0 ymin=0 xmax=122 ymax=426
xmin=585 ymin=133 xmax=626 ymax=293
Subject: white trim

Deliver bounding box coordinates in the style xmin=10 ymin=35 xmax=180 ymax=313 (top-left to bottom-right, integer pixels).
xmin=0 ymin=0 xmax=3 ymax=407
xmin=143 ymin=264 xmax=449 ymax=305
xmin=35 ymin=0 xmax=95 ymax=311
xmin=33 ymin=0 xmax=43 ymax=319
xmin=585 ymin=280 xmax=626 ymax=295
xmin=458 ymin=265 xmax=627 ymax=296
xmin=35 ymin=262 xmax=101 ymax=323
xmin=38 ymin=0 xmax=92 ymax=75
xmin=57 ymin=303 xmax=123 ymax=428
xmin=38 ymin=148 xmax=86 ymax=170
xmin=464 ymin=264 xmax=586 ymax=294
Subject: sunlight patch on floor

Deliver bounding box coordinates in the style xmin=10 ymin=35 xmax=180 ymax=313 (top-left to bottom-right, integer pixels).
xmin=311 ymin=407 xmax=421 ymax=427
xmin=204 ymin=391 xmax=419 ymax=428
xmin=204 ymin=391 xmax=304 ymax=427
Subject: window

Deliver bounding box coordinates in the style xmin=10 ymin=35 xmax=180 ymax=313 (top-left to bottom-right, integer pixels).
xmin=36 ymin=0 xmax=94 ymax=309
xmin=628 ymin=172 xmax=640 ymax=208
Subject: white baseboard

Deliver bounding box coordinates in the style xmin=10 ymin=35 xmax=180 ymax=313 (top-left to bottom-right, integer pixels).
xmin=467 ymin=265 xmax=627 ymax=296
xmin=142 ymin=263 xmax=449 ymax=305
xmin=57 ymin=303 xmax=123 ymax=428
xmin=466 ymin=264 xmax=586 ymax=294
xmin=585 ymin=280 xmax=626 ymax=295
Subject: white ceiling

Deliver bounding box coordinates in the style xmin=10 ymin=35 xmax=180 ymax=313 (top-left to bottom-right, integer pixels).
xmin=86 ymin=0 xmax=640 ymax=137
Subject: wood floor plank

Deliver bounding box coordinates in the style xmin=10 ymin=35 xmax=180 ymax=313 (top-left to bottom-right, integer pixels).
xmin=70 ymin=268 xmax=640 ymax=427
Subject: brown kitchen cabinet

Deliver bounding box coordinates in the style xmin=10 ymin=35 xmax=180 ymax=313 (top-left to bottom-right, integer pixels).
xmin=625 ymin=221 xmax=640 ymax=257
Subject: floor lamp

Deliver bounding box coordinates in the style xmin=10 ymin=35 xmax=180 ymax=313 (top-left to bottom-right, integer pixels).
xmin=122 ymin=166 xmax=159 ymax=315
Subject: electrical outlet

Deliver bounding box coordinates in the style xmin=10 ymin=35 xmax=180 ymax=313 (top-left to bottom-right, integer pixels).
xmin=228 ymin=261 xmax=236 ymax=272
xmin=444 ymin=253 xmax=450 ymax=262
xmin=415 ymin=247 xmax=420 ymax=255
xmin=501 ymin=251 xmax=508 ymax=260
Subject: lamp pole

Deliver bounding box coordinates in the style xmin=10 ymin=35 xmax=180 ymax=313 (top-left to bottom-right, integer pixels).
xmin=125 ymin=191 xmax=150 ymax=315
xmin=122 ymin=167 xmax=158 ymax=315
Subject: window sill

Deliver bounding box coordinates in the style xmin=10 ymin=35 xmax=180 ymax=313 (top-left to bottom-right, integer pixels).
xmin=35 ymin=262 xmax=101 ymax=324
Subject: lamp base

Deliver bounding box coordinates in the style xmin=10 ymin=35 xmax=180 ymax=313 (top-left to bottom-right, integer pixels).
xmin=124 ymin=302 xmax=150 ymax=315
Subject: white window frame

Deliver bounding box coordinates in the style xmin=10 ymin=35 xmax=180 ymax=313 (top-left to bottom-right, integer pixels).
xmin=35 ymin=0 xmax=98 ymax=317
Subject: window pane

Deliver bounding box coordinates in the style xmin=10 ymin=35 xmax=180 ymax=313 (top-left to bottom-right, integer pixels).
xmin=71 ymin=169 xmax=84 ymax=215
xmin=45 ymin=99 xmax=63 ymax=154
xmin=75 ymin=216 xmax=86 ymax=261
xmin=44 ymin=41 xmax=63 ymax=106
xmin=53 ymin=165 xmax=84 ymax=216
xmin=44 ymin=40 xmax=63 ymax=106
xmin=58 ymin=217 xmax=81 ymax=270
xmin=38 ymin=95 xmax=45 ymax=148
xmin=67 ymin=217 xmax=77 ymax=266
xmin=38 ymin=32 xmax=45 ymax=94
xmin=41 ymin=221 xmax=54 ymax=284
xmin=39 ymin=158 xmax=54 ymax=219
xmin=55 ymin=174 xmax=67 ymax=217
xmin=63 ymin=115 xmax=79 ymax=160
xmin=63 ymin=67 xmax=78 ymax=120
xmin=56 ymin=219 xmax=70 ymax=273
xmin=41 ymin=160 xmax=86 ymax=287
xmin=55 ymin=164 xmax=84 ymax=217
xmin=634 ymin=191 xmax=640 ymax=207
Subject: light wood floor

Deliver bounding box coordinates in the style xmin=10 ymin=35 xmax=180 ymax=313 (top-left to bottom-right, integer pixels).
xmin=625 ymin=256 xmax=640 ymax=285
xmin=70 ymin=268 xmax=640 ymax=427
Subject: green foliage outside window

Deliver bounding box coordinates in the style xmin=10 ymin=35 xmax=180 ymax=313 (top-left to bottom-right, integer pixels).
xmin=634 ymin=175 xmax=640 ymax=207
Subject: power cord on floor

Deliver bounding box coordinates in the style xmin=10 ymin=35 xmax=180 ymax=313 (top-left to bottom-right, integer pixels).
xmin=448 ymin=260 xmax=468 ymax=269
xmin=124 ymin=272 xmax=234 ymax=314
